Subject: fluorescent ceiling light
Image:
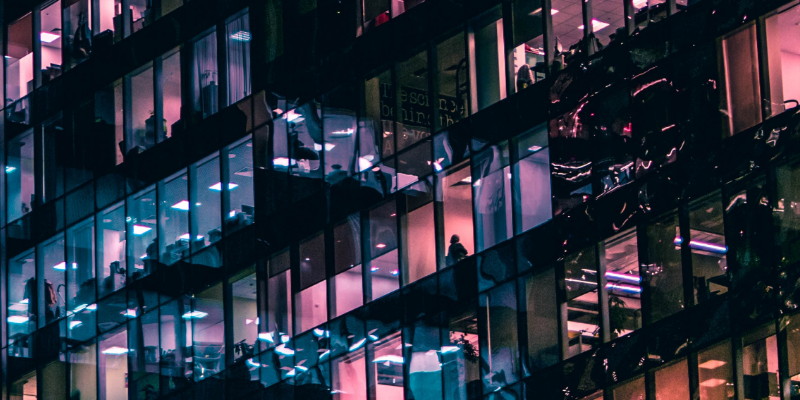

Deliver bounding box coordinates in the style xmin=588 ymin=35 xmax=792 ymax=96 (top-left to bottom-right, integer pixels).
xmin=171 ymin=200 xmax=190 ymax=211
xmin=7 ymin=316 xmax=30 ymax=324
xmin=69 ymin=320 xmax=82 ymax=330
xmin=605 ymin=271 xmax=642 ymax=283
xmin=391 ymin=270 xmax=399 ymax=276
xmin=87 ymin=304 xmax=97 ymax=311
xmin=273 ymin=157 xmax=297 ymax=167
xmin=53 ymin=262 xmax=67 ymax=270
xmin=182 ymin=311 xmax=208 ymax=319
xmin=230 ymin=31 xmax=251 ymax=41
xmin=72 ymin=304 xmax=89 ymax=313
xmin=209 ymin=182 xmax=239 ymax=191
xmin=313 ymin=143 xmax=336 ymax=152
xmin=121 ymin=309 xmax=137 ymax=318
xmin=529 ymin=145 xmax=543 ymax=152
xmin=372 ymin=355 xmax=404 ymax=364
xmin=133 ymin=224 xmax=152 ymax=235
xmin=330 ymin=128 xmax=354 ymax=137
xmin=246 ymin=359 xmax=262 ymax=368
xmin=700 ymin=379 xmax=728 ymax=388
xmin=376 ymin=243 xmax=386 ymax=249
xmin=275 ymin=344 xmax=295 ymax=356
xmin=5 ymin=166 xmax=16 ymax=173
xmin=440 ymin=346 xmax=460 ymax=353
xmin=178 ymin=233 xmax=203 ymax=241
xmin=698 ymin=360 xmax=727 ymax=370
xmin=40 ymin=32 xmax=60 ymax=43
xmin=578 ymin=19 xmax=610 ymax=32
xmin=102 ymin=346 xmax=130 ymax=355
xmin=20 ymin=298 xmax=28 ymax=304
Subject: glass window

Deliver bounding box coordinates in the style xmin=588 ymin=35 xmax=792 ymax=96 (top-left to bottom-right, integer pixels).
xmin=126 ymin=62 xmax=155 ymax=154
xmin=396 ymin=51 xmax=431 ymax=152
xmin=231 ymin=267 xmax=258 ymax=362
xmin=442 ymin=307 xmax=480 ymax=399
xmin=63 ymin=0 xmax=92 ymax=69
xmin=8 ymin=249 xmax=36 ymax=357
xmin=613 ymin=376 xmax=646 ymax=400
xmin=323 ymin=85 xmax=359 ymax=183
xmin=474 ymin=142 xmax=513 ymax=252
xmin=332 ymin=215 xmax=363 ymax=317
xmin=360 ymin=0 xmax=390 ymax=34
xmin=40 ymin=234 xmax=66 ymax=327
xmin=687 ymin=193 xmax=729 ymax=303
xmin=9 ymin=370 xmax=37 ymax=400
xmin=368 ymin=331 xmax=404 ymax=399
xmin=519 ymin=268 xmax=559 ymax=372
xmin=193 ymin=155 xmax=222 ymax=254
xmin=564 ymin=246 xmax=600 ymax=357
xmin=367 ymin=200 xmax=400 ymax=301
xmin=226 ymin=10 xmax=251 ymax=106
xmin=652 ymin=359 xmax=690 ymax=400
xmin=698 ymin=340 xmax=733 ymax=400
xmin=70 ymin=340 xmax=97 ymax=400
xmin=267 ymin=251 xmax=293 ymax=340
xmin=128 ymin=309 xmax=159 ymax=396
xmin=161 ymin=47 xmax=182 ymax=139
xmin=128 ymin=187 xmax=157 ymax=280
xmin=642 ymin=212 xmax=684 ymax=324
xmin=719 ymin=24 xmax=762 ymax=137
xmin=296 ymin=281 xmax=328 ymax=334
xmin=94 ymin=79 xmax=125 ymax=166
xmin=97 ymin=203 xmax=126 ymax=298
xmin=438 ymin=162 xmax=474 ymax=266
xmin=765 ymin=5 xmax=800 ymax=117
xmin=43 ymin=116 xmax=66 ymax=202
xmin=362 ymin=69 xmax=393 ymax=161
xmin=96 ymin=0 xmax=122 ymax=43
xmin=401 ymin=181 xmax=436 ymax=284
xmin=594 ymin=0 xmax=626 ymax=49
xmin=6 ymin=14 xmax=34 ymax=103
xmin=470 ymin=7 xmax=507 ymax=112
xmin=159 ymin=297 xmax=192 ymax=394
xmin=67 ymin=218 xmax=95 ymax=322
xmin=633 ymin=0 xmax=668 ymax=31
xmin=404 ymin=319 xmax=443 ymax=399
xmin=550 ymin=0 xmax=583 ymax=71
xmin=479 ymin=281 xmax=520 ymax=393
xmin=159 ymin=172 xmax=190 ymax=266
xmin=512 ymin=0 xmax=545 ymax=92
xmin=99 ymin=327 xmax=129 ymax=400
xmin=603 ymin=229 xmax=642 ymax=338
xmin=293 ymin=328 xmax=330 ymax=391
xmin=435 ymin=32 xmax=468 ymax=132
xmin=226 ymin=137 xmax=255 ymax=234
xmin=39 ymin=1 xmax=63 ymax=85
xmin=7 ymin=130 xmax=36 ymax=222
xmin=190 ymin=29 xmax=219 ymax=120
xmin=192 ymin=283 xmax=225 ymax=381
xmin=512 ymin=125 xmax=551 ymax=233
xmin=743 ymin=326 xmax=780 ymax=400
xmin=332 ymin=349 xmax=367 ymax=400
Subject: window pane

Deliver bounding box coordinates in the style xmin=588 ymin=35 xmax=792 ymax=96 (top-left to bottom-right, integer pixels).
xmin=130 ymin=0 xmax=154 ymax=33
xmin=519 ymin=268 xmax=559 ymax=371
xmin=63 ymin=0 xmax=91 ymax=70
xmin=127 ymin=63 xmax=155 ymax=154
xmin=159 ymin=172 xmax=189 ymax=266
xmin=128 ymin=188 xmax=157 ymax=280
xmin=405 ymin=319 xmax=443 ymax=399
xmin=643 ymin=212 xmax=684 ymax=324
xmin=128 ymin=309 xmax=159 ymax=396
xmin=323 ymin=86 xmax=359 ymax=183
xmin=443 ymin=308 xmax=480 ymax=400
xmin=367 ymin=201 xmax=399 ymax=300
xmin=698 ymin=340 xmax=733 ymax=400
xmin=67 ymin=218 xmax=95 ymax=318
xmin=7 ymin=130 xmax=36 ymax=222
xmin=401 ymin=182 xmax=436 ymax=284
xmin=96 ymin=0 xmax=122 ymax=42
xmin=435 ymin=32 xmax=468 ymax=131
xmin=653 ymin=359 xmax=690 ymax=400
xmin=6 ymin=14 xmax=33 ymax=103
xmin=191 ymin=30 xmax=219 ymax=119
xmin=226 ymin=11 xmax=251 ymax=105
xmin=604 ymin=229 xmax=642 ymax=338
xmin=512 ymin=0 xmax=545 ymax=92
xmin=564 ymin=246 xmax=600 ymax=357
xmin=94 ymin=79 xmax=124 ymax=167
xmin=10 ymin=370 xmax=37 ymax=400
xmin=471 ymin=8 xmax=507 ymax=111
xmin=232 ymin=267 xmax=258 ymax=362
xmin=513 ymin=126 xmax=551 ymax=233
xmin=296 ymin=281 xmax=328 ymax=334
xmin=550 ymin=0 xmax=583 ymax=71
xmin=194 ymin=155 xmax=222 ymax=253
xmin=300 ymin=232 xmax=326 ymax=290
xmin=226 ymin=137 xmax=255 ymax=234
xmin=43 ymin=117 xmax=66 ymax=202
xmin=720 ymin=24 xmax=762 ymax=136
xmin=688 ymin=193 xmax=729 ymax=303
xmin=160 ymin=298 xmax=192 ymax=394
xmin=396 ymin=51 xmax=431 ymax=151
xmin=595 ymin=0 xmax=626 ymax=50
xmin=479 ymin=281 xmax=520 ymax=393
xmin=362 ymin=69 xmax=393 ymax=161
xmin=613 ymin=376 xmax=645 ymax=400
xmin=268 ymin=252 xmax=293 ymax=339
xmin=41 ymin=234 xmax=66 ymax=327
xmin=193 ymin=283 xmax=225 ymax=381
xmin=332 ymin=349 xmax=367 ymax=400
xmin=40 ymin=1 xmax=62 ymax=84
xmin=438 ymin=163 xmax=474 ymax=266
xmin=743 ymin=329 xmax=780 ymax=400
xmin=332 ymin=215 xmax=363 ymax=318
xmin=8 ymin=249 xmax=36 ymax=356
xmin=361 ymin=0 xmax=390 ymax=33
xmin=369 ymin=332 xmax=404 ymax=399
xmin=162 ymin=48 xmax=182 ymax=138
xmin=99 ymin=327 xmax=128 ymax=400
xmin=474 ymin=143 xmax=513 ymax=252
xmin=97 ymin=203 xmax=126 ymax=298
xmin=70 ymin=341 xmax=97 ymax=400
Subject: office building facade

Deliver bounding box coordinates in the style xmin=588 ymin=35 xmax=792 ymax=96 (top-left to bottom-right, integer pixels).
xmin=1 ymin=0 xmax=800 ymax=398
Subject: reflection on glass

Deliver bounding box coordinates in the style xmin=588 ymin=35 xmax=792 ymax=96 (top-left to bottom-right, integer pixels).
xmin=160 ymin=298 xmax=192 ymax=394
xmin=8 ymin=249 xmax=36 ymax=357
xmin=653 ymin=359 xmax=690 ymax=400
xmin=698 ymin=340 xmax=733 ymax=400
xmin=193 ymin=283 xmax=225 ymax=381
xmin=70 ymin=340 xmax=97 ymax=400
xmin=743 ymin=328 xmax=780 ymax=400
xmin=9 ymin=370 xmax=37 ymax=400
xmin=332 ymin=215 xmax=363 ymax=317
xmin=367 ymin=201 xmax=399 ymax=300
xmin=127 ymin=62 xmax=156 ymax=154
xmin=435 ymin=32 xmax=468 ymax=131
xmin=128 ymin=188 xmax=157 ymax=279
xmin=512 ymin=0 xmax=545 ymax=92
xmin=332 ymin=349 xmax=367 ymax=400
xmin=232 ymin=267 xmax=258 ymax=362
xmin=324 ymin=86 xmax=359 ymax=183
xmin=396 ymin=51 xmax=431 ymax=151
xmin=368 ymin=332 xmax=404 ymax=399
xmin=474 ymin=142 xmax=513 ymax=252
xmin=7 ymin=130 xmax=36 ymax=222
xmin=719 ymin=24 xmax=762 ymax=137
xmin=162 ymin=48 xmax=182 ymax=138
xmin=401 ymin=181 xmax=436 ymax=284
xmin=267 ymin=251 xmax=293 ymax=342
xmin=362 ymin=70 xmax=393 ymax=161
xmin=604 ymin=229 xmax=642 ymax=338
xmin=39 ymin=1 xmax=62 ymax=84
xmin=479 ymin=281 xmax=520 ymax=393
xmin=643 ymin=213 xmax=684 ymax=324
xmin=688 ymin=193 xmax=729 ymax=303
